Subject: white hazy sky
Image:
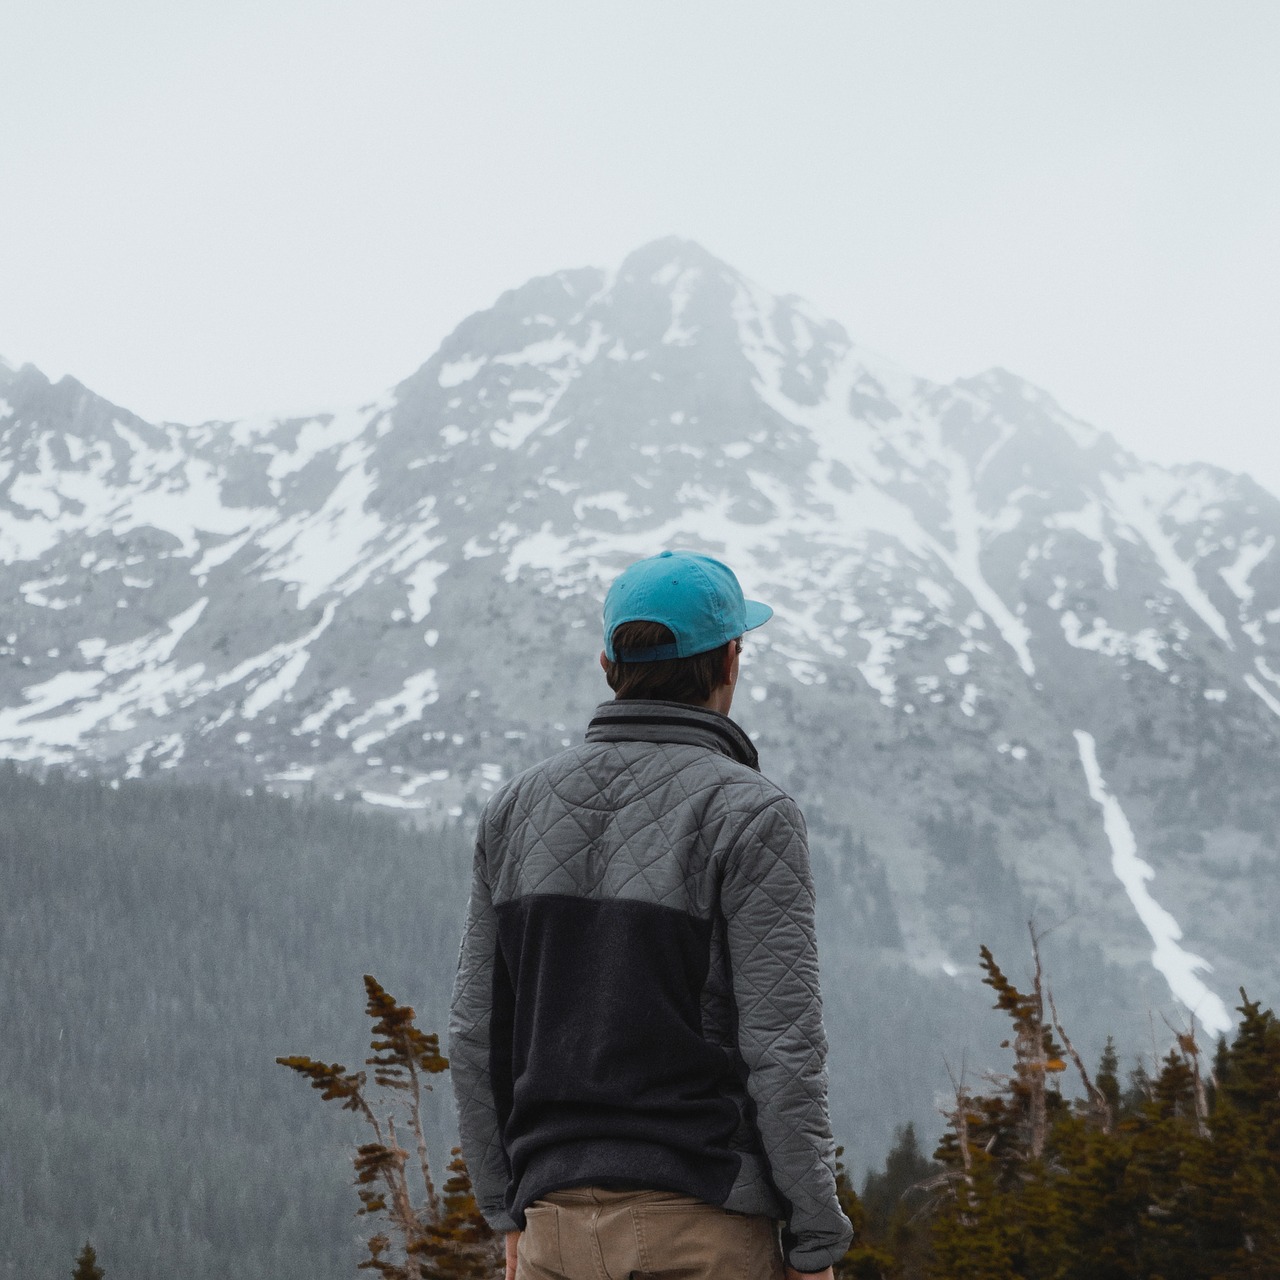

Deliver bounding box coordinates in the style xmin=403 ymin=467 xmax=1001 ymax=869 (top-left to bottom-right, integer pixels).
xmin=4 ymin=3 xmax=1279 ymax=490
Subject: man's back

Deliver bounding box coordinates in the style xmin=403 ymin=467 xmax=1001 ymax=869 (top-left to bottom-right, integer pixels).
xmin=450 ymin=700 xmax=851 ymax=1273
xmin=448 ymin=551 xmax=851 ymax=1278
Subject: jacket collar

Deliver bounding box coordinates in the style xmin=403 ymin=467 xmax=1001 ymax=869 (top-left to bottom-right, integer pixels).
xmin=585 ymin=699 xmax=760 ymax=771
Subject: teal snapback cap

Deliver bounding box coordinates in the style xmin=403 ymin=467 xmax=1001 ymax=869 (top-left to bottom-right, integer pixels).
xmin=603 ymin=550 xmax=774 ymax=662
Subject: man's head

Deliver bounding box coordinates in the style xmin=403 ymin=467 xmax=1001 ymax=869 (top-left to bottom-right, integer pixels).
xmin=599 ymin=551 xmax=773 ymax=710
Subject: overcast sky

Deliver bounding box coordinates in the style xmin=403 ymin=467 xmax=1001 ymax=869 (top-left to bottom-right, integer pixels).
xmin=4 ymin=3 xmax=1278 ymax=491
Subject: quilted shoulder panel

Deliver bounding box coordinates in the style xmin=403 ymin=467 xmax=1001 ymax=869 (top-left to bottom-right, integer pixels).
xmin=481 ymin=740 xmax=784 ymax=918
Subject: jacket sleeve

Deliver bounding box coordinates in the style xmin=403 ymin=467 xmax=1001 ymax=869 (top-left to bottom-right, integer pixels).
xmin=721 ymin=797 xmax=853 ymax=1273
xmin=447 ymin=832 xmax=519 ymax=1232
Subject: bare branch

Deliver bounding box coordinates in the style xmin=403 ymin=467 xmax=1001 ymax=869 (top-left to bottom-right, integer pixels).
xmin=1048 ymin=986 xmax=1111 ymax=1133
xmin=1026 ymin=922 xmax=1049 ymax=1160
xmin=405 ymin=1054 xmax=440 ymax=1222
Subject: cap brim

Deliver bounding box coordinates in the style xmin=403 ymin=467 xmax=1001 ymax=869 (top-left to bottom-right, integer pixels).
xmin=743 ymin=599 xmax=773 ymax=632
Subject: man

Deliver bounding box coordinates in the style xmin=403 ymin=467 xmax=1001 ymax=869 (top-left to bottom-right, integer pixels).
xmin=449 ymin=550 xmax=852 ymax=1279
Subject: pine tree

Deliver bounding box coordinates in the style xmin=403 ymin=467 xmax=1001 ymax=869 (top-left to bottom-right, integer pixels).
xmin=860 ymin=1124 xmax=937 ymax=1276
xmin=832 ymin=1147 xmax=898 ymax=1280
xmin=1197 ymin=992 xmax=1280 ymax=1276
xmin=929 ymin=1147 xmax=1020 ymax=1280
xmin=1125 ymin=1047 xmax=1215 ymax=1279
xmin=930 ymin=1065 xmax=1024 ymax=1279
xmin=1095 ymin=1037 xmax=1121 ymax=1124
xmin=1053 ymin=1117 xmax=1141 ymax=1280
xmin=72 ymin=1241 xmax=105 ymax=1280
xmin=862 ymin=1124 xmax=931 ymax=1234
xmin=1120 ymin=1060 xmax=1153 ymax=1120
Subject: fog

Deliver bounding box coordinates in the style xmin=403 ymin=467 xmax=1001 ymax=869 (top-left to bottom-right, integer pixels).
xmin=3 ymin=2 xmax=1278 ymax=488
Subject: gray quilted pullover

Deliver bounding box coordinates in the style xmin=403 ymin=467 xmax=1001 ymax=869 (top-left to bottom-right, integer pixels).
xmin=448 ymin=699 xmax=853 ymax=1272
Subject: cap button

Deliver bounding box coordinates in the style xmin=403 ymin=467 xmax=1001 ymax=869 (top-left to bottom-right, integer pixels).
xmin=659 ymin=549 xmax=673 ymax=557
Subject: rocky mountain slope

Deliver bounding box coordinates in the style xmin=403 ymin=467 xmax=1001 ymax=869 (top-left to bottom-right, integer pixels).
xmin=4 ymin=238 xmax=1278 ymax=1159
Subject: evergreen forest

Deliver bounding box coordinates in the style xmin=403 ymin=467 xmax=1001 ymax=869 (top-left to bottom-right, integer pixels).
xmin=4 ymin=765 xmax=1278 ymax=1279
xmin=835 ymin=951 xmax=1280 ymax=1278
xmin=0 ymin=764 xmax=474 ymax=1280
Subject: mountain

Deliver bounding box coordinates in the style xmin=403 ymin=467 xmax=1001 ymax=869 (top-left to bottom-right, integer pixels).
xmin=4 ymin=237 xmax=1279 ymax=1161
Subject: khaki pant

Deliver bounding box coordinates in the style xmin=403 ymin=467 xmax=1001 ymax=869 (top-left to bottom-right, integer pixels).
xmin=515 ymin=1187 xmax=785 ymax=1280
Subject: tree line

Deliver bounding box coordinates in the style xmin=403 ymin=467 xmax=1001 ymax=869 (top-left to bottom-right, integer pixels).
xmin=264 ymin=945 xmax=1280 ymax=1279
xmin=5 ymin=763 xmax=1275 ymax=1279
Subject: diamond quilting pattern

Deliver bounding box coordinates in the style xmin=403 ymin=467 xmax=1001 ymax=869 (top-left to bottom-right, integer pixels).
xmin=483 ymin=740 xmax=773 ymax=918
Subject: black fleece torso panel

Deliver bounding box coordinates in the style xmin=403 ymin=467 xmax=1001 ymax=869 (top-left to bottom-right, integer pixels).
xmin=491 ymin=892 xmax=742 ymax=1210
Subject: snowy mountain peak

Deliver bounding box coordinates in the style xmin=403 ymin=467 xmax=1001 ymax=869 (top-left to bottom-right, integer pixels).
xmin=2 ymin=241 xmax=1279 ymax=1056
xmin=618 ymin=234 xmax=735 ymax=280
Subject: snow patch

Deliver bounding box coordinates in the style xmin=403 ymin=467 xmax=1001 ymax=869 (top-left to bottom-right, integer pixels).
xmin=270 ymin=765 xmax=316 ymax=782
xmin=439 ymin=356 xmax=486 ymax=387
xmin=661 ymin=266 xmax=701 ymax=345
xmin=1220 ymin=536 xmax=1274 ymax=604
xmin=263 ymin=409 xmax=371 ymax=481
xmin=406 ymin=556 xmax=449 ymax=622
xmin=1255 ymin=657 xmax=1280 ymax=687
xmin=494 ymin=336 xmax=579 ymax=367
xmin=253 ymin=443 xmax=385 ymax=608
xmin=341 ymin=670 xmax=440 ymax=754
xmin=75 ymin=598 xmax=208 ymax=676
xmin=190 ymin=528 xmax=257 ymax=576
xmin=1244 ymin=673 xmax=1280 ymax=719
xmin=297 ymin=687 xmax=355 ymax=734
xmin=1074 ymin=730 xmax=1231 ymax=1035
xmin=1059 ymin=612 xmax=1168 ymax=672
xmin=1047 ymin=501 xmax=1119 ymax=590
xmin=2 ymin=422 xmax=270 ymax=564
xmin=362 ymin=790 xmax=434 ymax=810
xmin=241 ymin=649 xmax=310 ymax=718
xmin=1105 ymin=471 xmax=1233 ymax=647
xmin=856 ymin=608 xmax=925 ymax=704
xmin=0 ymin=596 xmax=210 ymax=755
xmin=213 ymin=600 xmax=337 ymax=705
xmin=0 ymin=671 xmax=108 ymax=758
xmin=20 ymin=574 xmax=76 ymax=609
xmin=573 ymin=491 xmax=642 ymax=523
xmin=940 ymin=456 xmax=1036 ymax=675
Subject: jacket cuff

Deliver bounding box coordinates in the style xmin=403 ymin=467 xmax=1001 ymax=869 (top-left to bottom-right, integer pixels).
xmin=480 ymin=1202 xmax=519 ymax=1234
xmin=786 ymin=1233 xmax=854 ymax=1274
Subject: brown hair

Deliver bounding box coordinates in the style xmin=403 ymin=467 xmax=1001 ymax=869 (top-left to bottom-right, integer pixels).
xmin=604 ymin=621 xmax=736 ymax=704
